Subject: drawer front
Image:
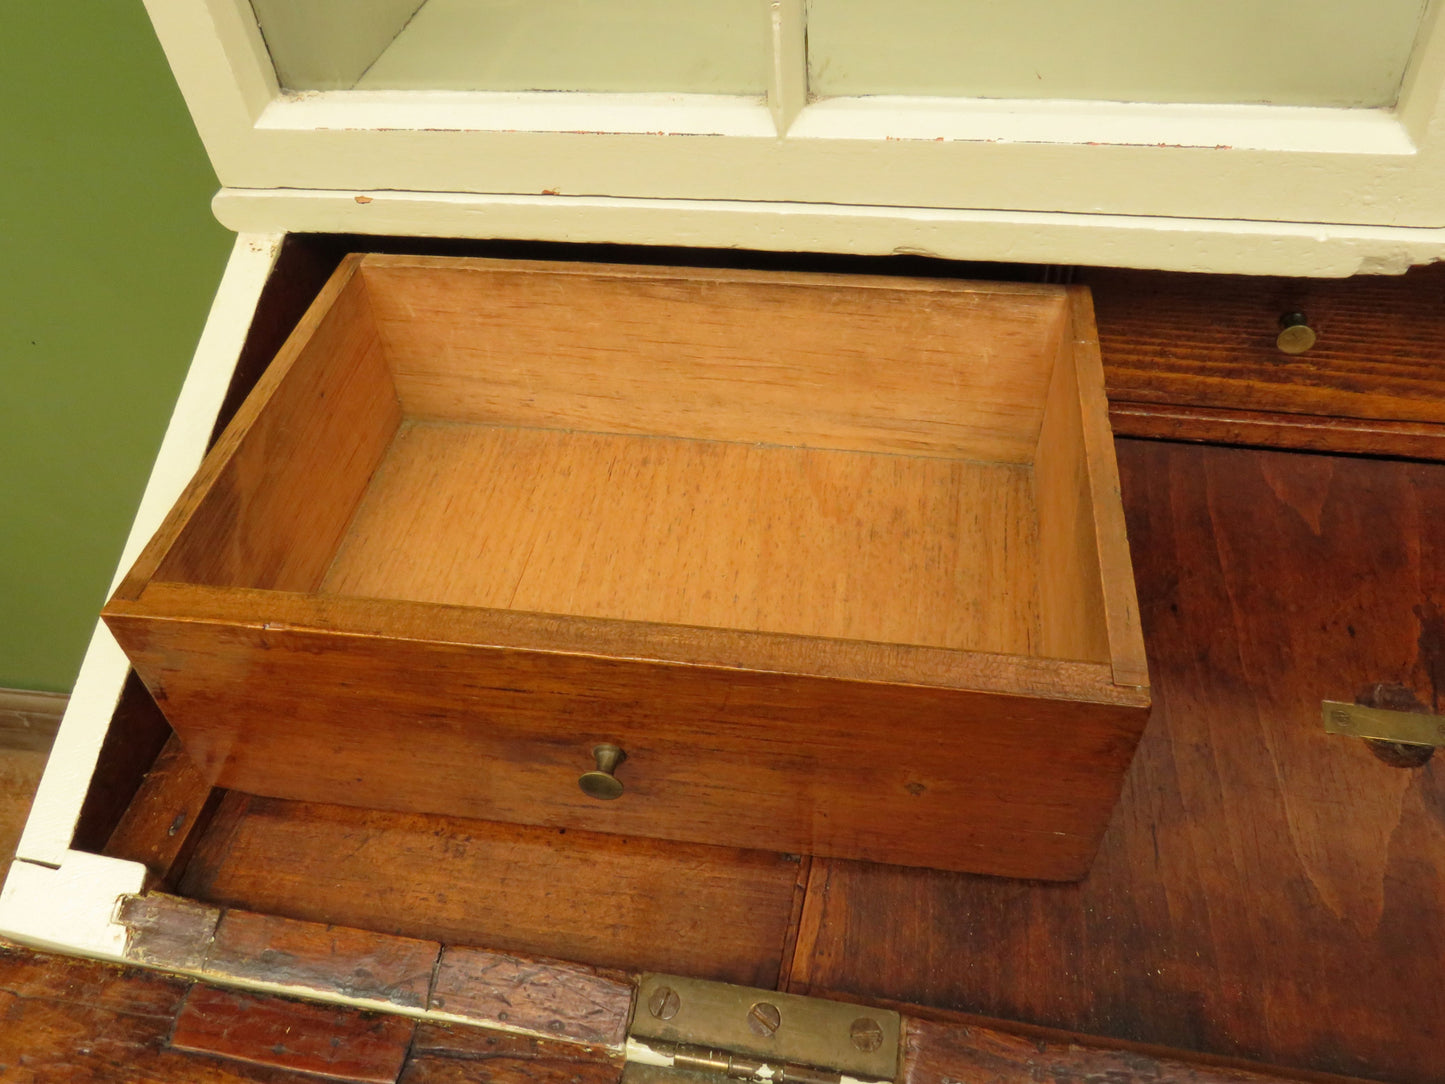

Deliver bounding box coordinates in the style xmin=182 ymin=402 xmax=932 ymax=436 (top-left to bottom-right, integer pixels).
xmin=108 ymin=613 xmax=1147 ymax=881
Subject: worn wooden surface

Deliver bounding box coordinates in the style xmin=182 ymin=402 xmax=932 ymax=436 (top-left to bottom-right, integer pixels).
xmin=112 ymin=255 xmax=400 ymax=600
xmin=104 ymin=734 xmax=220 ymax=886
xmin=1107 ymin=401 xmax=1445 ymax=459
xmin=429 ymin=946 xmax=632 ymax=1047
xmin=177 ymin=794 xmax=806 ymax=987
xmin=1088 ymin=264 xmax=1445 ymax=457
xmin=896 ymin=1005 xmax=1382 ymax=1084
xmin=170 ymin=985 xmax=415 ymax=1083
xmin=794 ymin=439 xmax=1445 ymax=1084
xmin=117 ymin=893 xmax=221 ymax=972
xmin=0 ymin=939 xmax=1381 ymax=1084
xmin=104 ymin=589 xmax=1145 ymax=880
xmin=400 ymin=1026 xmax=623 ymax=1084
xmin=359 ymin=256 xmax=1069 ymax=463
xmin=68 ymin=672 xmax=177 ymax=856
xmin=205 ymin=910 xmax=440 ymax=1010
xmin=0 ymin=943 xmax=314 ymax=1082
xmin=322 ymin=421 xmax=1042 ymax=655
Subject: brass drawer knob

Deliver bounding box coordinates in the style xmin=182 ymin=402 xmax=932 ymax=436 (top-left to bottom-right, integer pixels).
xmin=579 ymin=743 xmax=626 ymax=800
xmin=1276 ymin=311 xmax=1316 ymax=355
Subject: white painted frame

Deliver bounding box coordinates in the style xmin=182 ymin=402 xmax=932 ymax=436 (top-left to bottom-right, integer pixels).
xmin=0 ymin=234 xmax=282 ymax=960
xmin=145 ymin=0 xmax=1445 ymax=246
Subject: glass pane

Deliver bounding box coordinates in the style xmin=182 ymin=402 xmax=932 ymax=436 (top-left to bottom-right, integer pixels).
xmin=807 ymin=0 xmax=1430 ymax=107
xmin=250 ymin=0 xmax=770 ymax=94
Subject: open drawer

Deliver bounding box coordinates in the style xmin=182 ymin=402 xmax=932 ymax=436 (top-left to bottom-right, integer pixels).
xmin=100 ymin=253 xmax=1148 ymax=880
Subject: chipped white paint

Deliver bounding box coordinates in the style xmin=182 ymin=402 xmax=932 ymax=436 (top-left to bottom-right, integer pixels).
xmin=0 ymin=852 xmax=146 ymax=962
xmin=8 ymin=235 xmax=280 ymax=884
xmin=147 ymin=0 xmax=1445 ymax=246
xmin=213 ymin=188 xmax=1445 ymax=277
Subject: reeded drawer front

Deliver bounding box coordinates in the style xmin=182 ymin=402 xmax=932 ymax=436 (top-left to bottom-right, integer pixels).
xmin=103 ymin=254 xmax=1149 ymax=880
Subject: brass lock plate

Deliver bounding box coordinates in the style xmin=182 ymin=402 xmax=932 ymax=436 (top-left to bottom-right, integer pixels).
xmin=1322 ymin=700 xmax=1445 ymax=746
xmin=627 ymin=973 xmax=900 ymax=1084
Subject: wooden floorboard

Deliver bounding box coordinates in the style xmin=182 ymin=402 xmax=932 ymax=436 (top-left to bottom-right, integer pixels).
xmin=176 ymin=793 xmax=805 ymax=987
xmin=795 ymin=439 xmax=1445 ymax=1084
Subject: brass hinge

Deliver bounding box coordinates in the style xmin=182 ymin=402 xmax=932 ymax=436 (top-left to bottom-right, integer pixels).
xmin=625 ymin=974 xmax=900 ymax=1084
xmin=1322 ymin=700 xmax=1445 ymax=747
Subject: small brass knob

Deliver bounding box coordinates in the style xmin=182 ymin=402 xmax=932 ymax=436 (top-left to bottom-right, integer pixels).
xmin=1276 ymin=312 xmax=1316 ymax=355
xmin=578 ymin=743 xmax=626 ymax=800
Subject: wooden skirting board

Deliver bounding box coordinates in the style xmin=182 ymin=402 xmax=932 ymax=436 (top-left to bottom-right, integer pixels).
xmin=0 ymin=688 xmax=66 ymax=754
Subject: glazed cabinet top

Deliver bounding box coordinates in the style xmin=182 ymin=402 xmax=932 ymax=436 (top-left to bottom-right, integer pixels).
xmin=145 ymin=0 xmax=1445 ymax=274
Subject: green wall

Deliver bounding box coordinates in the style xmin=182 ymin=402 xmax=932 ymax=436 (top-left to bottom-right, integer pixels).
xmin=1 ymin=5 xmax=233 ymax=692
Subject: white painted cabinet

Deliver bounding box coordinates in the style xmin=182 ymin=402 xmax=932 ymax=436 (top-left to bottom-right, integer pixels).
xmin=139 ymin=0 xmax=1445 ymax=274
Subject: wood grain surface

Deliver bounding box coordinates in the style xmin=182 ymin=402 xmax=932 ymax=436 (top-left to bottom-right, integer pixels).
xmin=400 ymin=1026 xmax=623 ymax=1084
xmin=0 ymin=944 xmax=317 ymax=1082
xmin=359 ymin=256 xmax=1069 ymax=464
xmin=793 ymin=439 xmax=1445 ymax=1084
xmin=104 ymin=734 xmax=221 ymax=886
xmin=118 ymin=256 xmax=401 ymax=598
xmin=103 ymin=601 xmax=1145 ymax=878
xmin=429 ymin=946 xmax=632 ymax=1048
xmin=69 ymin=672 xmax=177 ymax=856
xmin=1108 ymin=401 xmax=1445 ymax=459
xmin=320 ymin=421 xmax=1042 ymax=655
xmin=1088 ymin=264 xmax=1445 ymax=425
xmin=176 ymin=794 xmax=806 ymax=986
xmin=1088 ymin=263 xmax=1445 ymax=458
xmin=896 ymin=1005 xmax=1383 ymax=1084
xmin=170 ymin=985 xmax=414 ymax=1083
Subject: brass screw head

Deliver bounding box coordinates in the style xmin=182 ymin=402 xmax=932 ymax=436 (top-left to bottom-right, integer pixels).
xmin=850 ymin=1017 xmax=884 ymax=1053
xmin=747 ymin=1001 xmax=782 ymax=1037
xmin=648 ymin=986 xmax=681 ymax=1020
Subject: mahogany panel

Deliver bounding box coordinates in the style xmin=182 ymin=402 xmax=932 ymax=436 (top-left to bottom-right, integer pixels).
xmin=401 ymin=1026 xmax=624 ymax=1084
xmin=0 ymin=944 xmax=318 ymax=1082
xmin=104 ymin=592 xmax=1144 ymax=879
xmin=176 ymin=794 xmax=805 ymax=987
xmin=897 ymin=1006 xmax=1383 ymax=1084
xmin=1109 ymin=401 xmax=1445 ymax=461
xmin=171 ymin=984 xmax=414 ymax=1083
xmin=795 ymin=440 xmax=1445 ymax=1084
xmin=1087 ymin=264 xmax=1445 ymax=426
xmin=0 ymin=941 xmax=188 ymax=1021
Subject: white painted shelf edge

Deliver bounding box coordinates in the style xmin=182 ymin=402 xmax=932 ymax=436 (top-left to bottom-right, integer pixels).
xmin=215 ymin=188 xmax=1445 ymax=277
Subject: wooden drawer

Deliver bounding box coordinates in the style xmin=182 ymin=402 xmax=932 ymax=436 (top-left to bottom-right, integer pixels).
xmin=100 ymin=254 xmax=1149 ymax=880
